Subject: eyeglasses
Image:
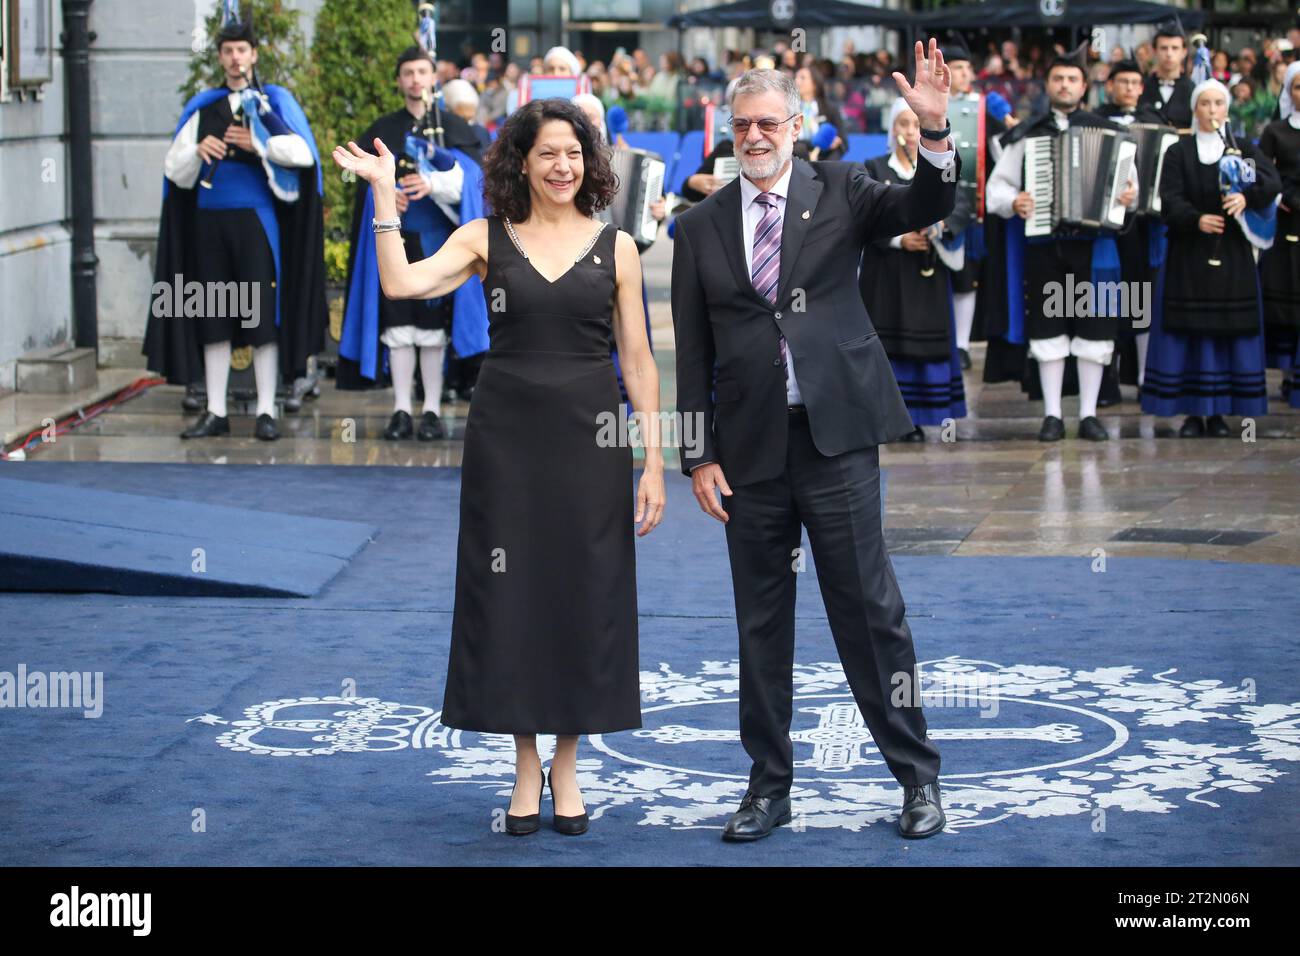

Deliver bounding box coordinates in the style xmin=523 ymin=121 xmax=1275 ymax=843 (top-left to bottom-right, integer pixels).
xmin=728 ymin=113 xmax=798 ymax=136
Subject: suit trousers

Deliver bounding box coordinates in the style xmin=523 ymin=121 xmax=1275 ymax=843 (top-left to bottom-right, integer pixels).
xmin=723 ymin=409 xmax=941 ymax=797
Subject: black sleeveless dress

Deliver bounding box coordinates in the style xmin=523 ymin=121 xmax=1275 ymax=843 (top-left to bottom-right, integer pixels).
xmin=439 ymin=215 xmax=642 ymax=735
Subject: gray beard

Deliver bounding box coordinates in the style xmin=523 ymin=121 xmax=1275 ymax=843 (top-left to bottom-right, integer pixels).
xmin=738 ymin=140 xmax=792 ymax=181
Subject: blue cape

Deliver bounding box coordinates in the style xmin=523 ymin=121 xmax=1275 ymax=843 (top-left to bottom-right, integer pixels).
xmin=339 ymin=150 xmax=489 ymax=381
xmin=164 ymin=84 xmax=323 ymax=200
xmin=161 ymin=85 xmax=323 ymax=329
xmin=1001 ymin=223 xmax=1123 ymax=345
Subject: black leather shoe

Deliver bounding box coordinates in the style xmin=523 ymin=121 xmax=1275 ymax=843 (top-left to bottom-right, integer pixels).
xmin=1206 ymin=414 xmax=1231 ymax=438
xmin=546 ymin=769 xmax=589 ymax=836
xmin=417 ymin=410 xmax=447 ymax=441
xmin=1037 ymin=415 xmax=1065 ymax=442
xmin=958 ymin=348 xmax=971 ymax=371
xmin=899 ymin=780 xmax=946 ymax=839
xmin=383 ymin=410 xmax=413 ymax=440
xmin=721 ymin=791 xmax=791 ymax=842
xmin=1178 ymin=415 xmax=1205 ymax=438
xmin=255 ymin=413 xmax=279 ymax=441
xmin=182 ymin=384 xmax=204 ymax=412
xmin=900 ymin=425 xmax=925 ymax=442
xmin=1078 ymin=416 xmax=1109 ymax=441
xmin=505 ymin=768 xmax=545 ymax=836
xmin=180 ymin=411 xmax=230 ymax=439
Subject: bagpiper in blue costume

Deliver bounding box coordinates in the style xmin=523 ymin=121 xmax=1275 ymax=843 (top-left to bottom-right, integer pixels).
xmin=143 ymin=2 xmax=326 ymax=442
xmin=337 ymin=36 xmax=488 ymax=442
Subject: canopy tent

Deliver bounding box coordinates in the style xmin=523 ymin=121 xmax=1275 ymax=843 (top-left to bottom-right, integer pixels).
xmin=666 ymin=0 xmax=1207 ymax=31
xmin=665 ymin=0 xmax=917 ymax=30
xmin=911 ymin=0 xmax=1207 ymax=29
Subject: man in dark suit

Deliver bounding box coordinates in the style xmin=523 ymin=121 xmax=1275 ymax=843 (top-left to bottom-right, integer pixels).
xmin=671 ymin=40 xmax=958 ymax=842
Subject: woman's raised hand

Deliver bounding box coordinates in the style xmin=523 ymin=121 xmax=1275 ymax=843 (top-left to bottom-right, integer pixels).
xmin=332 ymin=138 xmax=397 ymax=185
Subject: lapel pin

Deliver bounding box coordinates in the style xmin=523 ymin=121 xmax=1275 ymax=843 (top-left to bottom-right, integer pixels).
xmin=801 ymin=210 xmax=810 ymax=220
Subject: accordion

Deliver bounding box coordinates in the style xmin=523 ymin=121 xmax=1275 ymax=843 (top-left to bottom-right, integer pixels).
xmin=608 ymin=147 xmax=665 ymax=251
xmin=1126 ymin=122 xmax=1180 ymax=216
xmin=1023 ymin=126 xmax=1137 ymax=237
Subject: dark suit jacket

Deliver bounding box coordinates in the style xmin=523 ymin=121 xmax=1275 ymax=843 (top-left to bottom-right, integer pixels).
xmin=671 ymin=152 xmax=960 ymax=486
xmin=1138 ymin=74 xmax=1194 ymax=130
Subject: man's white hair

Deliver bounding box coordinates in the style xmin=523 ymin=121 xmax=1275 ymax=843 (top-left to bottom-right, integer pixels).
xmin=442 ymin=78 xmax=479 ymax=112
xmin=728 ymin=68 xmax=799 ymax=117
xmin=571 ymin=92 xmax=608 ymax=142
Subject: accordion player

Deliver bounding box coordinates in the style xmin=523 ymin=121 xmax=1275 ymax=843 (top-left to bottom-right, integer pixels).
xmin=1022 ymin=126 xmax=1138 ymax=236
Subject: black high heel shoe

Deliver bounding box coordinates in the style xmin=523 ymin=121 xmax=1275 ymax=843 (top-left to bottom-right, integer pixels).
xmin=546 ymin=769 xmax=589 ymax=836
xmin=504 ymin=767 xmax=545 ymax=836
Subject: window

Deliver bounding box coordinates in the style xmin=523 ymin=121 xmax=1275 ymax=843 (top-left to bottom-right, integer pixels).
xmin=2 ymin=0 xmax=54 ymax=102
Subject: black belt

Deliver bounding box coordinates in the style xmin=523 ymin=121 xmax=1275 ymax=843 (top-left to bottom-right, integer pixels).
xmin=787 ymin=404 xmax=807 ymax=415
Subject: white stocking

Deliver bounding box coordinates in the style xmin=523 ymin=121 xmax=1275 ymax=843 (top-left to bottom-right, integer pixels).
xmin=419 ymin=344 xmax=445 ymax=417
xmin=1135 ymin=332 xmax=1149 ymax=387
xmin=1038 ymin=357 xmax=1066 ymax=420
xmin=252 ymin=342 xmax=279 ymax=418
xmin=204 ymin=340 xmax=232 ymax=418
xmin=389 ymin=345 xmax=416 ymax=414
xmin=953 ymin=291 xmax=976 ymax=351
xmin=1077 ymin=357 xmax=1105 ymax=420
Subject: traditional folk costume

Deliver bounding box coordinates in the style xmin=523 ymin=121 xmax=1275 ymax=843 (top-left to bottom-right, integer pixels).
xmin=942 ymin=46 xmax=1012 ymax=371
xmin=1141 ymin=80 xmax=1282 ymax=435
xmin=144 ymin=10 xmax=326 ymax=441
xmin=1096 ymin=93 xmax=1169 ymax=398
xmin=1257 ymin=62 xmax=1300 ymax=407
xmin=338 ymin=48 xmax=488 ymax=441
xmin=986 ymin=96 xmax=1136 ymax=441
xmin=858 ymin=99 xmax=970 ymax=441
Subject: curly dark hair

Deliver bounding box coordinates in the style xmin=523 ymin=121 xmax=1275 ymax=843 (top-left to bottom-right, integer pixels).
xmin=481 ymin=98 xmax=618 ymax=220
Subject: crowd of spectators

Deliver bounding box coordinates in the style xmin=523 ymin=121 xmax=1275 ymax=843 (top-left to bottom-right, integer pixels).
xmin=432 ymin=22 xmax=1300 ymax=140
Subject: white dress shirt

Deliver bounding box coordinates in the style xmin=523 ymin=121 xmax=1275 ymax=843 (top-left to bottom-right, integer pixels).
xmin=738 ymin=142 xmax=955 ymax=404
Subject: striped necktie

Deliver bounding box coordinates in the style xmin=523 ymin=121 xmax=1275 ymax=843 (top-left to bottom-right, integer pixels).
xmin=751 ymin=191 xmax=791 ymax=380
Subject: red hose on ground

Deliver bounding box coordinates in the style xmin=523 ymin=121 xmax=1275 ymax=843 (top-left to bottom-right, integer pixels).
xmin=1 ymin=376 xmax=167 ymax=460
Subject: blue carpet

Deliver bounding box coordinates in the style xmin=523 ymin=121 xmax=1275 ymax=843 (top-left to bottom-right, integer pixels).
xmin=0 ymin=461 xmax=1296 ymax=866
xmin=0 ymin=477 xmax=378 ymax=597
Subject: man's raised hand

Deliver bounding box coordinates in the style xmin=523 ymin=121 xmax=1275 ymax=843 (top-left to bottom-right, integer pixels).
xmin=892 ymin=38 xmax=950 ymax=131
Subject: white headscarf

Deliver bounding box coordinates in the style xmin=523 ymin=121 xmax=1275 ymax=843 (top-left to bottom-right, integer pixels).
xmin=1190 ymin=79 xmax=1230 ymax=163
xmin=1190 ymin=78 xmax=1231 ymax=124
xmin=1280 ymin=61 xmax=1300 ymax=124
xmin=886 ymin=98 xmax=917 ymax=179
xmin=888 ymin=97 xmax=914 ymax=134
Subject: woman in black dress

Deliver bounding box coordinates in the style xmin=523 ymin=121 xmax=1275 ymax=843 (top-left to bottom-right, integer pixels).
xmin=1258 ymin=62 xmax=1300 ymax=405
xmin=1141 ymin=80 xmax=1281 ymax=435
xmin=333 ymin=99 xmax=664 ymax=836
